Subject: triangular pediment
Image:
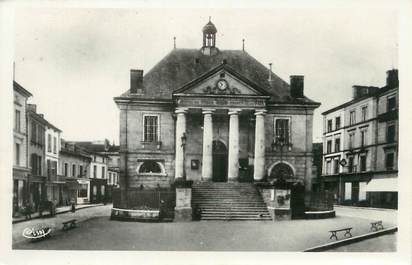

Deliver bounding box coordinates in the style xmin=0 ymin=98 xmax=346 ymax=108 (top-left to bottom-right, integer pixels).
xmin=173 ymin=64 xmax=269 ymax=97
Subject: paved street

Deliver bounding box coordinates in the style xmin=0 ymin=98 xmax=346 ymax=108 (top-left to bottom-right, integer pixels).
xmin=12 ymin=204 xmax=112 ymax=246
xmin=12 ymin=204 xmax=397 ymax=251
xmin=327 ymin=233 xmax=397 ymax=252
xmin=334 ymin=205 xmax=397 ymax=224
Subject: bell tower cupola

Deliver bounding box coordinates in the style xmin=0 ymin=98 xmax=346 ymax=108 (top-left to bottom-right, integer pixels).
xmin=201 ymin=17 xmax=219 ymax=56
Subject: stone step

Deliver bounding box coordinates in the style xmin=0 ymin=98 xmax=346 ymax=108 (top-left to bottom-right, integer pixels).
xmin=193 ymin=200 xmax=263 ymax=202
xmin=200 ymin=212 xmax=270 ymax=216
xmin=192 ymin=182 xmax=271 ymax=221
xmin=200 ymin=217 xmax=272 ymax=221
xmin=199 ymin=206 xmax=268 ymax=209
xmin=201 ymin=210 xmax=269 ymax=213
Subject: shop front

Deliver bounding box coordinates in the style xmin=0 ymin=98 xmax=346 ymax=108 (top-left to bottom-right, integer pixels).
xmin=77 ymin=178 xmax=90 ymax=204
xmin=90 ymin=178 xmax=107 ymax=204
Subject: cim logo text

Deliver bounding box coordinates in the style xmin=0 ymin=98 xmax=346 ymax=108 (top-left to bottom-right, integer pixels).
xmin=22 ymin=227 xmax=51 ymax=239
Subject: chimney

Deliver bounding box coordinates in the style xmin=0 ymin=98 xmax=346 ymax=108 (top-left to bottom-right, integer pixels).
xmin=130 ymin=69 xmax=143 ymax=94
xmin=27 ymin=104 xmax=37 ymax=113
xmin=290 ymin=75 xmax=304 ymax=98
xmin=352 ymin=85 xmax=379 ymax=99
xmin=386 ymin=69 xmax=398 ymax=88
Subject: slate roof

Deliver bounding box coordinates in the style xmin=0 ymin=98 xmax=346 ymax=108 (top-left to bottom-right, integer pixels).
xmin=13 ymin=81 xmax=32 ymax=98
xmin=70 ymin=141 xmax=119 ymax=154
xmin=117 ymin=49 xmax=319 ymax=105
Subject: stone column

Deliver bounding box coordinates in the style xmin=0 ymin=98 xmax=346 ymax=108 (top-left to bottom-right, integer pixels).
xmin=175 ymin=108 xmax=187 ymax=179
xmin=202 ymin=109 xmax=214 ymax=181
xmin=254 ymin=110 xmax=267 ymax=181
xmin=228 ymin=109 xmax=240 ymax=181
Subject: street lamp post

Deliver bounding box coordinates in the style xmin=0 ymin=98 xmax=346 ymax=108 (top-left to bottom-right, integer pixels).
xmin=181 ymin=133 xmax=187 ymax=181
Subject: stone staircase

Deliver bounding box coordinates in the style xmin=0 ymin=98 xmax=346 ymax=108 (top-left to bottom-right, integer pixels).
xmin=192 ymin=182 xmax=272 ymax=221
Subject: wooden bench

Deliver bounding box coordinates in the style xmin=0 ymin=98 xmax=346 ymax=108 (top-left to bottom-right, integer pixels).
xmin=62 ymin=219 xmax=77 ymax=231
xmin=329 ymin=227 xmax=352 ymax=240
xmin=370 ymin=221 xmax=384 ymax=232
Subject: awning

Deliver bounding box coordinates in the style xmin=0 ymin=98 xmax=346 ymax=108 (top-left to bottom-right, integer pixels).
xmin=365 ymin=178 xmax=398 ymax=192
xmin=77 ymin=179 xmax=90 ymax=185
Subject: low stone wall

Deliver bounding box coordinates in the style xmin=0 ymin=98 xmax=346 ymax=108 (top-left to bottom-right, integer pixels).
xmin=111 ymin=208 xmax=160 ymax=222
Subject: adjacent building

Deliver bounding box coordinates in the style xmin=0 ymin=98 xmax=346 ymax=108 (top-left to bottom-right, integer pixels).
xmin=13 ymin=81 xmax=32 ymax=216
xmin=45 ymin=121 xmax=63 ymax=205
xmin=321 ymin=69 xmax=398 ymax=209
xmin=70 ymin=140 xmax=119 ymax=203
xmin=27 ymin=104 xmax=48 ymax=210
xmin=59 ymin=140 xmax=92 ymax=204
xmin=114 ymin=19 xmax=320 ymax=207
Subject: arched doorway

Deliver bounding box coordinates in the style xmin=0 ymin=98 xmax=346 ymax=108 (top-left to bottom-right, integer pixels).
xmin=212 ymin=140 xmax=228 ymax=182
xmin=268 ymin=162 xmax=294 ymax=182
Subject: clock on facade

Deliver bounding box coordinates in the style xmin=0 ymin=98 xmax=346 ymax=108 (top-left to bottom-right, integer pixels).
xmin=216 ymin=79 xmax=228 ymax=90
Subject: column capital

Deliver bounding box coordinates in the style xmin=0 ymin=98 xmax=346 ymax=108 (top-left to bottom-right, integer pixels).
xmin=228 ymin=109 xmax=241 ymax=115
xmin=255 ymin=109 xmax=267 ymax=116
xmin=175 ymin=108 xmax=188 ymax=114
xmin=202 ymin=108 xmax=215 ymax=115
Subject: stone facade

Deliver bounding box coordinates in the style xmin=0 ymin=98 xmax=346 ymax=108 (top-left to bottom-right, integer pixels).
xmin=13 ymin=81 xmax=32 ymax=215
xmin=114 ymin=20 xmax=320 ymax=207
xmin=27 ymin=104 xmax=48 ymax=209
xmin=59 ymin=142 xmax=92 ymax=204
xmin=45 ymin=121 xmax=63 ymax=205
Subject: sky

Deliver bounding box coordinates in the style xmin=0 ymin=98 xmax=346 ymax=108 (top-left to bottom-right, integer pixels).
xmin=14 ymin=8 xmax=398 ymax=144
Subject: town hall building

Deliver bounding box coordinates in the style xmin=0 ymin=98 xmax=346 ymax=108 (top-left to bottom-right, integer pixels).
xmin=114 ymin=20 xmax=321 ymax=199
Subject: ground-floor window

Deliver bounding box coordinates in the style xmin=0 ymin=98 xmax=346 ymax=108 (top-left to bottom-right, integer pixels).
xmin=101 ymin=185 xmax=105 ymax=196
xmin=344 ymin=182 xmax=352 ymax=200
xmin=139 ymin=161 xmax=162 ymax=173
xmin=78 ymin=184 xmax=88 ymax=198
xmin=359 ymin=182 xmax=367 ymax=201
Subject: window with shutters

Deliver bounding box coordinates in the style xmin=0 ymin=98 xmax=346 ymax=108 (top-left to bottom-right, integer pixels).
xmin=14 ymin=110 xmax=21 ymax=132
xmin=327 ymin=119 xmax=332 ymax=132
xmin=335 ymin=138 xmax=340 ymax=152
xmin=349 ymin=110 xmax=356 ymax=125
xmin=327 ymin=140 xmax=332 ymax=153
xmin=360 ymin=155 xmax=367 ymax=172
xmin=64 ymin=163 xmax=68 ymax=177
xmin=385 ymin=152 xmax=395 ymax=170
xmin=387 ymin=124 xmax=396 ymax=143
xmin=31 ymin=121 xmax=37 ymax=143
xmin=53 ymin=136 xmax=57 ymax=154
xmin=387 ymin=96 xmax=396 ymax=111
xmin=348 ymin=132 xmax=355 ymax=149
xmin=47 ymin=134 xmax=52 ymax=152
xmin=333 ymin=159 xmax=339 ymax=174
xmin=335 ymin=117 xmax=341 ymax=130
xmin=361 ymin=106 xmax=368 ymax=121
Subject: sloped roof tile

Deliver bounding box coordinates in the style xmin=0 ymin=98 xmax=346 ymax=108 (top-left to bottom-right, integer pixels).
xmin=117 ymin=49 xmax=318 ymax=105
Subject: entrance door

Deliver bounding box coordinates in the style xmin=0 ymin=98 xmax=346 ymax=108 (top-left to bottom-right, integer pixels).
xmin=212 ymin=140 xmax=228 ymax=182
